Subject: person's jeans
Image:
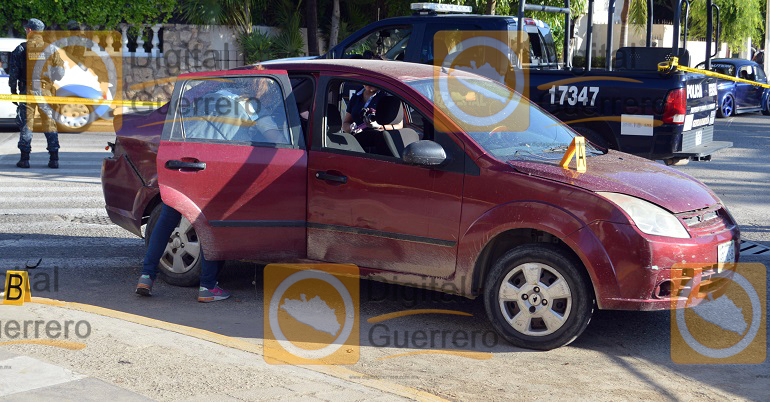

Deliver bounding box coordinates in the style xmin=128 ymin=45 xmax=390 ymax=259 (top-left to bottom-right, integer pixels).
xmin=16 ymin=93 xmax=59 ymax=154
xmin=141 ymin=203 xmax=221 ymax=289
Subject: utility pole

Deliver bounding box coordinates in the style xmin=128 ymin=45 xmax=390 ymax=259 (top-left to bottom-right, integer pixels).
xmin=765 ymin=0 xmax=770 ymax=77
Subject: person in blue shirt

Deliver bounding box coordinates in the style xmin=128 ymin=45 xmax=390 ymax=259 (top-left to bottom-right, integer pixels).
xmin=342 ymin=85 xmax=402 ymax=134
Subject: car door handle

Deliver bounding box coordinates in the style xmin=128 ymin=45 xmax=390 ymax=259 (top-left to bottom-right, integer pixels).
xmin=315 ymin=171 xmax=347 ymax=184
xmin=165 ymin=160 xmax=206 ymax=171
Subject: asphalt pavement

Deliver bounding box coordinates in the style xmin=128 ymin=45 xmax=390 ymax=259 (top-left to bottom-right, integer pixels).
xmin=0 ymin=114 xmax=768 ymax=401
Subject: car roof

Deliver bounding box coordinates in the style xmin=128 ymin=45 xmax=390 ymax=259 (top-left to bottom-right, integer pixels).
xmin=247 ymin=59 xmax=448 ymax=82
xmin=711 ymin=58 xmax=756 ymax=66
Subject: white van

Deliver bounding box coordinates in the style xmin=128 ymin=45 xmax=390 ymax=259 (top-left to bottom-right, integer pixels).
xmin=0 ymin=38 xmax=25 ymax=125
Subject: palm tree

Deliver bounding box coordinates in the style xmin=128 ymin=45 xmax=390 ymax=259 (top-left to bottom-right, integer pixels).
xmin=620 ymin=0 xmax=648 ymax=47
xmin=180 ymin=0 xmax=255 ymax=36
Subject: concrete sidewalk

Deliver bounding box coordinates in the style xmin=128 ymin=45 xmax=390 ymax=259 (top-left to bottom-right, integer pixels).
xmin=0 ymin=299 xmax=434 ymax=401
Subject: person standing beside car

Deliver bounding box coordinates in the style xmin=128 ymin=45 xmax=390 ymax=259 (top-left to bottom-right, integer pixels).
xmin=135 ymin=202 xmax=231 ymax=302
xmin=8 ymin=18 xmax=63 ymax=169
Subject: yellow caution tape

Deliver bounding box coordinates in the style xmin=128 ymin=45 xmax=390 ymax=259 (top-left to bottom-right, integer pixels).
xmin=658 ymin=57 xmax=770 ymax=89
xmin=0 ymin=93 xmax=165 ymax=108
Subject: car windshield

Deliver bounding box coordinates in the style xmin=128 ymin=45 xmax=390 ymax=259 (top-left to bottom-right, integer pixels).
xmin=406 ymin=77 xmax=602 ymax=161
xmin=710 ymin=63 xmax=736 ymax=76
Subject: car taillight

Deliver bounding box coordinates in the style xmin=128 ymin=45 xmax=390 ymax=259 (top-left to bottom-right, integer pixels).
xmin=662 ymin=88 xmax=686 ymax=124
xmin=524 ymin=18 xmax=536 ymax=25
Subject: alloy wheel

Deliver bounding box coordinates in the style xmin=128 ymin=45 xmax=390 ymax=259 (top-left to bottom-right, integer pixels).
xmin=497 ymin=262 xmax=573 ymax=336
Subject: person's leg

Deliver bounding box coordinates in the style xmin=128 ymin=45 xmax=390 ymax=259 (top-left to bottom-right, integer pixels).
xmin=39 ymin=91 xmax=60 ymax=168
xmin=140 ymin=204 xmax=182 ymax=280
xmin=16 ymin=103 xmax=31 ymax=168
xmin=197 ymin=253 xmax=230 ymax=302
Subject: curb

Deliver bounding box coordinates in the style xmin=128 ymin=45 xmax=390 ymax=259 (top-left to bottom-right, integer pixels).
xmin=29 ymin=297 xmax=447 ymax=402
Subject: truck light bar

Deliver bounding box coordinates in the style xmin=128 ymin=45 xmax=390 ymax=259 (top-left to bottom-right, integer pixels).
xmin=523 ymin=4 xmax=571 ymax=13
xmin=410 ymin=3 xmax=472 ymax=13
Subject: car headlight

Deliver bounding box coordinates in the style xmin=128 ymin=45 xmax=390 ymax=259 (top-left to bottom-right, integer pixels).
xmin=597 ymin=192 xmax=690 ymax=239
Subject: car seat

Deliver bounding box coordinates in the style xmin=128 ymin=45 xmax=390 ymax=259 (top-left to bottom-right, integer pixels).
xmin=325 ymin=103 xmax=364 ymax=153
xmin=376 ymin=96 xmax=420 ymax=158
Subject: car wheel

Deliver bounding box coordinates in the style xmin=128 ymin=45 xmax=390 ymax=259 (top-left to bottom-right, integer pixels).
xmin=145 ymin=203 xmax=202 ymax=287
xmin=762 ymin=96 xmax=770 ymax=116
xmin=56 ymin=103 xmax=96 ymax=132
xmin=717 ymin=95 xmax=734 ymax=118
xmin=483 ymin=244 xmax=594 ymax=350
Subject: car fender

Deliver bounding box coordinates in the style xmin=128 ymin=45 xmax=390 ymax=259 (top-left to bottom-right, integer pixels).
xmin=456 ymin=200 xmax=616 ymax=303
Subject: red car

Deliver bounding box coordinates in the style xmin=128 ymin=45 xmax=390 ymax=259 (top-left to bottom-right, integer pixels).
xmin=101 ymin=60 xmax=739 ymax=350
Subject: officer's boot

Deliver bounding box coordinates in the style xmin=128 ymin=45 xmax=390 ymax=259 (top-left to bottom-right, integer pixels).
xmin=48 ymin=151 xmax=59 ymax=169
xmin=16 ymin=152 xmax=30 ymax=169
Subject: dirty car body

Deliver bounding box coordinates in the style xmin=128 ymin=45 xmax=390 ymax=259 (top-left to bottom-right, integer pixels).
xmin=101 ymin=60 xmax=740 ymax=349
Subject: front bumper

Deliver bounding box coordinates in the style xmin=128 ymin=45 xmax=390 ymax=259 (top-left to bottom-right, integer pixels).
xmin=582 ymin=219 xmax=739 ymax=311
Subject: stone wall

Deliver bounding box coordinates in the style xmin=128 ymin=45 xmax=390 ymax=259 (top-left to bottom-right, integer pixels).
xmin=122 ymin=24 xmax=245 ymax=104
xmin=120 ymin=23 xmax=327 ymax=104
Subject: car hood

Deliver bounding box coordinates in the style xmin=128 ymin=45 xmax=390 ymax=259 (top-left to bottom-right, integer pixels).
xmin=508 ymin=151 xmax=720 ymax=213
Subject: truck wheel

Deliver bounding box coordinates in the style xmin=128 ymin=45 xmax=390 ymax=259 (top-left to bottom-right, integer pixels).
xmin=664 ymin=157 xmax=690 ymax=166
xmin=145 ymin=203 xmax=202 ymax=287
xmin=717 ymin=95 xmax=734 ymax=118
xmin=483 ymin=244 xmax=594 ymax=351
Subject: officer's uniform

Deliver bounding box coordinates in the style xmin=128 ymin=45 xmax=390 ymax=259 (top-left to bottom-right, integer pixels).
xmin=8 ymin=19 xmax=63 ymax=168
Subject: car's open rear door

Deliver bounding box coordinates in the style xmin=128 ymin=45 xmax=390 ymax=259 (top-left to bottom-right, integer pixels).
xmin=157 ymin=69 xmax=308 ymax=261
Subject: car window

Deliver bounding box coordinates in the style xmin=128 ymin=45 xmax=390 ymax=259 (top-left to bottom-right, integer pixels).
xmin=175 ymin=76 xmax=291 ymax=146
xmin=0 ymin=51 xmax=11 ymax=75
xmin=756 ymin=66 xmax=766 ymax=81
xmin=421 ymin=23 xmax=482 ymax=65
xmin=323 ymin=79 xmax=432 ymax=160
xmin=708 ymin=63 xmax=736 ymax=76
xmin=739 ymin=65 xmax=756 ymax=81
xmin=343 ymin=27 xmax=411 ymax=61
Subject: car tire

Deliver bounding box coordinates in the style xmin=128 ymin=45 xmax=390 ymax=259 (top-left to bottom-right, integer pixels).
xmin=717 ymin=95 xmax=734 ymax=118
xmin=483 ymin=244 xmax=594 ymax=351
xmin=145 ymin=203 xmax=202 ymax=287
xmin=762 ymin=96 xmax=770 ymax=116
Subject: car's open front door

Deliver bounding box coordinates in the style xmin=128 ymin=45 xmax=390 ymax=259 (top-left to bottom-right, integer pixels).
xmin=157 ymin=70 xmax=307 ymax=261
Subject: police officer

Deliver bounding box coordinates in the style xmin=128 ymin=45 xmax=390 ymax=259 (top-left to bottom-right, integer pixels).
xmin=8 ymin=18 xmax=63 ymax=169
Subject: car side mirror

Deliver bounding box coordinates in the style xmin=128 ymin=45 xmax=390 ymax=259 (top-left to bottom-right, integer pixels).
xmin=403 ymin=140 xmax=447 ymax=167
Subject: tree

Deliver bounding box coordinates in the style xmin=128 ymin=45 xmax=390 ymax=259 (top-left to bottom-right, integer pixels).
xmin=0 ymin=0 xmax=177 ymax=36
xmin=329 ymin=0 xmax=341 ymax=47
xmin=620 ymin=0 xmax=648 ymax=47
xmin=487 ymin=0 xmax=499 ymax=15
xmin=690 ymin=0 xmax=764 ymax=52
xmin=180 ymin=0 xmax=255 ymax=36
xmin=306 ymin=0 xmax=320 ymax=56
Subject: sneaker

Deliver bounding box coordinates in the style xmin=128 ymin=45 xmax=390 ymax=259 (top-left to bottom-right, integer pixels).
xmin=198 ymin=284 xmax=231 ymax=302
xmin=135 ymin=274 xmax=154 ymax=296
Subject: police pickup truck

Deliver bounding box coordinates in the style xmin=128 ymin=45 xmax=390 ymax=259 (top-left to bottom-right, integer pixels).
xmin=308 ymin=2 xmax=729 ymax=165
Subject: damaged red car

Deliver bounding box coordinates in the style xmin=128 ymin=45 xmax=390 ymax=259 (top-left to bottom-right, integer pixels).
xmin=101 ymin=60 xmax=739 ymax=350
